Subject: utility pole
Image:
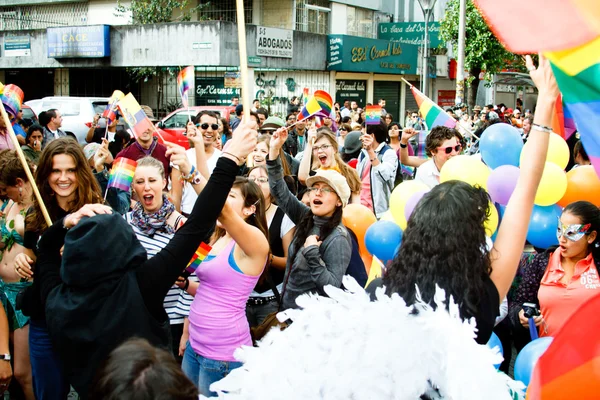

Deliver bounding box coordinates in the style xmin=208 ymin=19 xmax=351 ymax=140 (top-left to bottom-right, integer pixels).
xmin=455 ymin=0 xmax=466 ymax=106
xmin=417 ymin=0 xmax=437 ymax=98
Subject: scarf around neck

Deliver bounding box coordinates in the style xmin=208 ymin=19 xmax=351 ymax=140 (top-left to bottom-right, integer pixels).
xmin=130 ymin=194 xmax=175 ymax=237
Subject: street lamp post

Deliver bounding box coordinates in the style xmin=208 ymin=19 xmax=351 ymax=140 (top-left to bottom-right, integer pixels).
xmin=417 ymin=0 xmax=437 ymax=98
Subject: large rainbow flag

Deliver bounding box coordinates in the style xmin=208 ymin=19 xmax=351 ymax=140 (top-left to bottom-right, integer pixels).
xmin=177 ymin=66 xmax=194 ymax=109
xmin=526 ymin=292 xmax=600 ymax=399
xmin=410 ymin=86 xmax=457 ymax=129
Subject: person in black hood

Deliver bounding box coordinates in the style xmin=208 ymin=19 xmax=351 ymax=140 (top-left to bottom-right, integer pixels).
xmin=35 ymin=122 xmax=257 ymax=398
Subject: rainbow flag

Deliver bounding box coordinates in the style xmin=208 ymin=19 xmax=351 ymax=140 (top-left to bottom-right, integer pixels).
xmin=185 ymin=242 xmax=212 ymax=276
xmin=0 ymin=83 xmax=24 ymax=116
xmin=298 ymin=96 xmax=322 ymax=122
xmin=410 ymin=86 xmax=457 ymax=130
xmin=107 ymin=157 xmax=136 ymax=192
xmin=313 ymin=90 xmax=333 ymax=116
xmin=365 ymin=105 xmax=382 ymax=125
xmin=302 ymin=88 xmax=309 ymax=106
xmin=177 ymin=66 xmax=194 ymax=109
xmin=546 ymin=36 xmax=600 ymax=178
xmin=117 ymin=93 xmax=155 ymax=138
xmin=473 ymin=0 xmax=600 ymax=53
xmin=563 ymin=102 xmax=577 ymax=140
xmin=102 ymin=90 xmax=124 ymax=124
xmin=526 ymin=292 xmax=600 ymax=399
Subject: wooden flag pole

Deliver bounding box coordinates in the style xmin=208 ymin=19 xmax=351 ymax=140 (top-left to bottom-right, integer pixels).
xmin=400 ymin=77 xmax=413 ymax=88
xmin=0 ymin=101 xmax=52 ymax=227
xmin=235 ymin=0 xmax=251 ymax=124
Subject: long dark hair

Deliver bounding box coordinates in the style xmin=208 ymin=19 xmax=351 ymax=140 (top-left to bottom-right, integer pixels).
xmin=291 ymin=205 xmax=344 ymax=262
xmin=383 ymin=180 xmax=492 ymax=319
xmin=562 ymin=201 xmax=600 ymax=261
xmin=27 ymin=137 xmax=103 ymax=233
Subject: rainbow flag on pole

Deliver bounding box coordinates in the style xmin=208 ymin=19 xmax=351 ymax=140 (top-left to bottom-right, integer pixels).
xmin=526 ymin=292 xmax=600 ymax=399
xmin=184 ymin=242 xmax=212 ymax=276
xmin=107 ymin=157 xmax=136 ymax=192
xmin=102 ymin=90 xmax=124 ymax=124
xmin=410 ymin=86 xmax=457 ymax=129
xmin=117 ymin=93 xmax=155 ymax=138
xmin=177 ymin=66 xmax=194 ymax=109
xmin=365 ymin=105 xmax=382 ymax=125
xmin=298 ymin=90 xmax=333 ymax=122
xmin=302 ymin=88 xmax=310 ymax=106
xmin=0 ymin=84 xmax=24 ymax=116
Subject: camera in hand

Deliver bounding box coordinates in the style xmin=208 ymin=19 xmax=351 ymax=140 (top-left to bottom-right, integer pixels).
xmin=522 ymin=302 xmax=540 ymax=319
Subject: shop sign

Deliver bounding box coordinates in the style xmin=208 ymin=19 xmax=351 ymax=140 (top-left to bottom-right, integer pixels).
xmin=47 ymin=25 xmax=110 ymax=58
xmin=378 ymin=22 xmax=442 ymax=48
xmin=335 ymin=80 xmax=366 ymax=106
xmin=224 ymin=72 xmax=241 ymax=88
xmin=195 ymin=78 xmax=240 ymax=106
xmin=327 ymin=35 xmax=418 ymax=75
xmin=437 ymin=90 xmax=456 ymax=107
xmin=4 ymin=35 xmax=30 ymax=57
xmin=256 ymin=26 xmax=293 ymax=59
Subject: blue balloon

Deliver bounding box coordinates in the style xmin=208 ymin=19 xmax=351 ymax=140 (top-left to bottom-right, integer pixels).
xmin=486 ymin=332 xmax=503 ymax=369
xmin=365 ymin=221 xmax=402 ymax=261
xmin=527 ymin=204 xmax=562 ymax=249
xmin=480 ymin=123 xmax=524 ymax=169
xmin=514 ymin=337 xmax=553 ymax=387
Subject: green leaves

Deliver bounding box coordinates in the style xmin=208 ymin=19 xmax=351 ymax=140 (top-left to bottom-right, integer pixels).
xmin=115 ymin=0 xmax=210 ymax=24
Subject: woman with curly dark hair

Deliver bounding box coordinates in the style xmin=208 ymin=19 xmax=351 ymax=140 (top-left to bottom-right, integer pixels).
xmin=381 ymin=55 xmax=559 ymax=344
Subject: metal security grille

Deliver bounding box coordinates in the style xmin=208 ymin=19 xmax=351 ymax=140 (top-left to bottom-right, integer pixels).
xmin=0 ymin=3 xmax=88 ymax=31
xmin=295 ymin=0 xmax=329 ymax=34
xmin=198 ymin=0 xmax=252 ymax=24
xmin=346 ymin=6 xmax=374 ymax=38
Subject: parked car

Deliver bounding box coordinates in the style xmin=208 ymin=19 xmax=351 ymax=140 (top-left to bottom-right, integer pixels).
xmin=157 ymin=106 xmax=235 ymax=139
xmin=20 ymin=104 xmax=38 ymax=125
xmin=25 ymin=96 xmax=108 ymax=143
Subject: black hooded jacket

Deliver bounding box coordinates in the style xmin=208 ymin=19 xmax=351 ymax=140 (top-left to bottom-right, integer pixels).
xmin=36 ymin=157 xmax=239 ymax=398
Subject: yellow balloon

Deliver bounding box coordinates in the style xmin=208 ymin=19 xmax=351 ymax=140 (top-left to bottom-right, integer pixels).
xmin=520 ymin=134 xmax=570 ymax=169
xmin=535 ymin=162 xmax=568 ymax=206
xmin=484 ymin=201 xmax=499 ymax=237
xmin=389 ymin=180 xmax=429 ymax=230
xmin=439 ymin=155 xmax=491 ymax=190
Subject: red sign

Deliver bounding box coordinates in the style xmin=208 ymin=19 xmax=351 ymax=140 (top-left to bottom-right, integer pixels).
xmin=437 ymin=90 xmax=456 ymax=107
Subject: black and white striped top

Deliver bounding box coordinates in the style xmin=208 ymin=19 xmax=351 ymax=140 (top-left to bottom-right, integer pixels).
xmin=125 ymin=212 xmax=198 ymax=325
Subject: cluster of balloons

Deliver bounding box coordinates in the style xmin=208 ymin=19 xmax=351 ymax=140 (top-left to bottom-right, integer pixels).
xmin=514 ymin=337 xmax=553 ymax=387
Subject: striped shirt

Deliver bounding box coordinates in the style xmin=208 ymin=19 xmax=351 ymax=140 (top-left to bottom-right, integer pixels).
xmin=125 ymin=212 xmax=197 ymax=325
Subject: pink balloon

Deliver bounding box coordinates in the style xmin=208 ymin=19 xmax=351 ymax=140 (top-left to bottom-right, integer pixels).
xmin=487 ymin=165 xmax=520 ymax=205
xmin=404 ymin=189 xmax=429 ymax=221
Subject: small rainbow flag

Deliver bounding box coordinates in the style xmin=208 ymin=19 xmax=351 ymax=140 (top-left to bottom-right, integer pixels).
xmin=184 ymin=242 xmax=212 ymax=277
xmin=117 ymin=93 xmax=155 ymax=138
xmin=102 ymin=90 xmax=124 ymax=124
xmin=107 ymin=157 xmax=137 ymax=192
xmin=0 ymin=83 xmax=24 ymax=116
xmin=177 ymin=66 xmax=194 ymax=109
xmin=298 ymin=90 xmax=334 ymax=122
xmin=365 ymin=105 xmax=382 ymax=125
xmin=410 ymin=86 xmax=457 ymax=130
xmin=526 ymin=292 xmax=600 ymax=399
xmin=314 ymin=90 xmax=333 ymax=115
xmin=302 ymin=88 xmax=309 ymax=106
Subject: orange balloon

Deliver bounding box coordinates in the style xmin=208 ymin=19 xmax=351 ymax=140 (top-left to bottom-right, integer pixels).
xmin=557 ymin=165 xmax=600 ymax=207
xmin=343 ymin=203 xmax=377 ymax=255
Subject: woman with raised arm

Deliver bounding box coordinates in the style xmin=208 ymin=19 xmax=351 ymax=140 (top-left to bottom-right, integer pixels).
xmin=380 ymin=55 xmax=559 ymax=344
xmin=33 ymin=123 xmax=257 ymax=399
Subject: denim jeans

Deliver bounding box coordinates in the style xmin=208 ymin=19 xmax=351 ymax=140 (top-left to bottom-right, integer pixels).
xmin=29 ymin=318 xmax=70 ymax=400
xmin=246 ymin=298 xmax=279 ymax=328
xmin=182 ymin=341 xmax=242 ymax=397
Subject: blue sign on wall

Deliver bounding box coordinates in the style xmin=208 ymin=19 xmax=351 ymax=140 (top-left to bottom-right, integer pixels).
xmin=47 ymin=25 xmax=110 ymax=58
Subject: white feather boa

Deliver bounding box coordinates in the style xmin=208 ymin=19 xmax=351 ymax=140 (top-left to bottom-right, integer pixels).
xmin=204 ymin=276 xmax=525 ymax=400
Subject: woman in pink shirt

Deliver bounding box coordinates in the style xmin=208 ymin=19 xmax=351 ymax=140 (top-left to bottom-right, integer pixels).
xmin=182 ymin=176 xmax=269 ymax=397
xmin=510 ymin=201 xmax=600 ymax=342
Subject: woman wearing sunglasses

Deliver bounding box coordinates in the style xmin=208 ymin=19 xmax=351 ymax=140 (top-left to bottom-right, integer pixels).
xmin=413 ymin=126 xmax=464 ymax=189
xmin=509 ymin=201 xmax=600 ymax=345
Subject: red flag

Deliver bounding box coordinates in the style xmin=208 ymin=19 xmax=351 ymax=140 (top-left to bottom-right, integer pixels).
xmin=526 ymin=292 xmax=600 ymax=399
xmin=551 ymin=95 xmax=566 ymax=139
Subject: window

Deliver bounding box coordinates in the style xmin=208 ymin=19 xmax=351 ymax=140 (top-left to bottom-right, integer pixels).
xmin=347 ymin=6 xmax=375 ymax=38
xmin=198 ymin=0 xmax=252 ymax=24
xmin=164 ymin=111 xmax=196 ymax=129
xmin=296 ymin=0 xmax=330 ymax=34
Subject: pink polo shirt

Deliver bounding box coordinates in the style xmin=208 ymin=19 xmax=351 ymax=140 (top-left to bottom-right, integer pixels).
xmin=538 ymin=249 xmax=599 ymax=337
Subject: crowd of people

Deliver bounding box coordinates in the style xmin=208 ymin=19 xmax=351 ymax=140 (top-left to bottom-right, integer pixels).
xmin=0 ymin=54 xmax=597 ymax=399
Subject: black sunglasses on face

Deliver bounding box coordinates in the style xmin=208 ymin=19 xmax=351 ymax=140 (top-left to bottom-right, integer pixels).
xmin=196 ymin=123 xmax=219 ymax=130
xmin=437 ymin=144 xmax=462 ymax=154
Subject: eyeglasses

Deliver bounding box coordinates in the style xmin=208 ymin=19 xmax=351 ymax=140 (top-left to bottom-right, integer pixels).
xmin=313 ymin=144 xmax=333 ymax=152
xmin=437 ymin=144 xmax=462 ymax=154
xmin=307 ymin=187 xmax=334 ymax=195
xmin=196 ymin=123 xmax=219 ymax=131
xmin=556 ymin=218 xmax=591 ymax=242
xmin=248 ymin=176 xmax=269 ymax=184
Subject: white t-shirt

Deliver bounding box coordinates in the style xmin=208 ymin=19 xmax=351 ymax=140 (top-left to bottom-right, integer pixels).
xmin=415 ymin=159 xmax=441 ymax=189
xmin=181 ymin=147 xmax=221 ymax=214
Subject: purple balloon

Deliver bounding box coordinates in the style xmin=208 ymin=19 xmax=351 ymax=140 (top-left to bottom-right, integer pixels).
xmin=487 ymin=165 xmax=520 ymax=205
xmin=404 ymin=190 xmax=429 ymax=221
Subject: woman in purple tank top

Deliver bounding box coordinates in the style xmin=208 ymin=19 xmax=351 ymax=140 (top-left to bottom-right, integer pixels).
xmin=182 ymin=176 xmax=269 ymax=396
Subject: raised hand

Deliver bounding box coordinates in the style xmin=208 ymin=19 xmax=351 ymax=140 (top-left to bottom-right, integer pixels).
xmin=401 ymin=127 xmax=418 ymax=144
xmin=526 ymin=53 xmax=559 ymax=99
xmin=222 ymin=121 xmax=258 ymax=165
xmin=165 ymin=142 xmax=192 ymax=176
xmin=64 ymin=204 xmax=113 ymax=229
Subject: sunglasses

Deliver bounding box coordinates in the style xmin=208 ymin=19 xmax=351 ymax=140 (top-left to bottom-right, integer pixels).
xmin=437 ymin=144 xmax=462 ymax=154
xmin=556 ymin=218 xmax=591 ymax=242
xmin=196 ymin=123 xmax=219 ymax=131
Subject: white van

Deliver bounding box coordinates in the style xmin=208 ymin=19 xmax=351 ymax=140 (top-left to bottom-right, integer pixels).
xmin=25 ymin=96 xmax=108 ymax=143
